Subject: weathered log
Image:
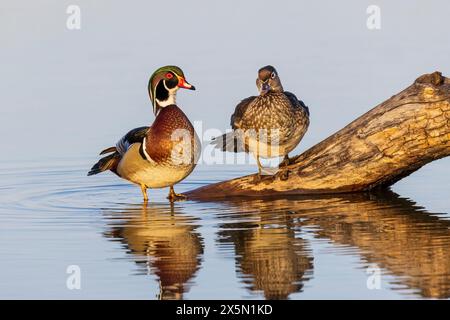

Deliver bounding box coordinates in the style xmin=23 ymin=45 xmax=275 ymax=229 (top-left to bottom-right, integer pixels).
xmin=186 ymin=71 xmax=450 ymax=199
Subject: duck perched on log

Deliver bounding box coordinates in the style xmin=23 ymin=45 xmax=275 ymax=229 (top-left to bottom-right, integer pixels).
xmin=187 ymin=71 xmax=450 ymax=200
xmin=212 ymin=65 xmax=310 ymax=177
xmin=88 ymin=66 xmax=200 ymax=202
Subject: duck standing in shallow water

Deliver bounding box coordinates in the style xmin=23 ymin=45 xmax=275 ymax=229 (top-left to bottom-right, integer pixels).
xmin=212 ymin=65 xmax=310 ymax=177
xmin=88 ymin=66 xmax=200 ymax=201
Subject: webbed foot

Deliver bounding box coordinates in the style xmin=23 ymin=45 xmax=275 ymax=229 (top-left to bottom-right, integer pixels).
xmin=167 ymin=186 xmax=187 ymax=202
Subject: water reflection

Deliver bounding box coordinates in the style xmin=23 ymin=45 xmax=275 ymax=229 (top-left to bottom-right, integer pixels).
xmin=217 ymin=209 xmax=313 ymax=299
xmin=215 ymin=191 xmax=450 ymax=299
xmin=99 ymin=190 xmax=450 ymax=299
xmin=103 ymin=203 xmax=203 ymax=300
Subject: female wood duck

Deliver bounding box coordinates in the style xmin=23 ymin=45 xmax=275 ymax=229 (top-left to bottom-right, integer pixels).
xmin=88 ymin=66 xmax=200 ymax=201
xmin=212 ymin=65 xmax=310 ymax=177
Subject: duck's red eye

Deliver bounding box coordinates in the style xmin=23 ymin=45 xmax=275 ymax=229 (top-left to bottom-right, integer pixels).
xmin=166 ymin=73 xmax=173 ymax=79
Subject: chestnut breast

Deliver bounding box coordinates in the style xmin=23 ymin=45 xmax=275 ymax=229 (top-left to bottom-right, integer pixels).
xmin=145 ymin=105 xmax=196 ymax=162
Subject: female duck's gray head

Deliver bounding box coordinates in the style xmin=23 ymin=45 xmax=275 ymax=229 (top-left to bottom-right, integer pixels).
xmin=256 ymin=65 xmax=284 ymax=96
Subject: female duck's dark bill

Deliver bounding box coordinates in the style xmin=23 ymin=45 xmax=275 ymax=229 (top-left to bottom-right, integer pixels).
xmin=260 ymin=82 xmax=271 ymax=95
xmin=178 ymin=77 xmax=196 ymax=90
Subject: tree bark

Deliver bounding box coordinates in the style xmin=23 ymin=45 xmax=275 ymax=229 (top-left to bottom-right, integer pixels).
xmin=186 ymin=72 xmax=450 ymax=199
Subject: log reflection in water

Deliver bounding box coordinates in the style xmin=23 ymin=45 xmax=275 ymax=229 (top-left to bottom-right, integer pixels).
xmin=215 ymin=191 xmax=450 ymax=299
xmin=104 ymin=203 xmax=203 ymax=300
xmin=295 ymin=191 xmax=450 ymax=299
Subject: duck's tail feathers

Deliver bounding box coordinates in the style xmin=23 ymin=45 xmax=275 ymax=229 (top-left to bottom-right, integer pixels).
xmin=99 ymin=146 xmax=117 ymax=155
xmin=211 ymin=131 xmax=247 ymax=153
xmin=87 ymin=152 xmax=121 ymax=176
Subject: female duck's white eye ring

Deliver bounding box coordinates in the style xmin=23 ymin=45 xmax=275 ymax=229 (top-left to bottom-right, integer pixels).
xmin=271 ymin=72 xmax=276 ymax=79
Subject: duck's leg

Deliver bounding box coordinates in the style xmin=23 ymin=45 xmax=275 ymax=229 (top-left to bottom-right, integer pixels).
xmin=279 ymin=154 xmax=291 ymax=167
xmin=140 ymin=184 xmax=148 ymax=202
xmin=255 ymin=156 xmax=263 ymax=181
xmin=277 ymin=155 xmax=291 ymax=180
xmin=167 ymin=186 xmax=187 ymax=202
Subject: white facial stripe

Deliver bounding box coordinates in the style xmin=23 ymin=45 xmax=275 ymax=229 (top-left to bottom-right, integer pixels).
xmin=163 ymin=80 xmax=171 ymax=91
xmin=156 ymin=80 xmax=178 ymax=107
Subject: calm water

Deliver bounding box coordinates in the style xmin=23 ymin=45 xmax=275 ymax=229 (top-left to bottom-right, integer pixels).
xmin=1 ymin=159 xmax=449 ymax=299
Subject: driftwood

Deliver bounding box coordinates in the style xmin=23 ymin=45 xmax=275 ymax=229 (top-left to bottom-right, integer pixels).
xmin=186 ymin=71 xmax=450 ymax=199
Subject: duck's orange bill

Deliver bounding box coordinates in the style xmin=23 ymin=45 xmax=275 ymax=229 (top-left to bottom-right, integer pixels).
xmin=178 ymin=77 xmax=196 ymax=90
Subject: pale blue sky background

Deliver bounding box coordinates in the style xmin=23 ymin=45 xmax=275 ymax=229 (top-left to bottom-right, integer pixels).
xmin=1 ymin=0 xmax=450 ymax=163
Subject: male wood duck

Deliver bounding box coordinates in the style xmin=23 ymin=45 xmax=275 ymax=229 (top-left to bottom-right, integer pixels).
xmin=212 ymin=65 xmax=310 ymax=177
xmin=88 ymin=66 xmax=200 ymax=201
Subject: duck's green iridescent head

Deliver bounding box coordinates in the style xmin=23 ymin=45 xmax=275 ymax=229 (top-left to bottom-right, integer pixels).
xmin=148 ymin=65 xmax=195 ymax=115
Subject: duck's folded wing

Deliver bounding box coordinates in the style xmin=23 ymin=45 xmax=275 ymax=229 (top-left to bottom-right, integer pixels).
xmin=88 ymin=126 xmax=150 ymax=176
xmin=115 ymin=126 xmax=150 ymax=155
xmin=210 ymin=96 xmax=256 ymax=153
xmin=284 ymin=91 xmax=309 ymax=116
xmin=230 ymin=96 xmax=256 ymax=129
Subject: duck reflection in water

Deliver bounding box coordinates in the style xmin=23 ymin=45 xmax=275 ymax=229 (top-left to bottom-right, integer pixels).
xmin=104 ymin=202 xmax=203 ymax=300
xmin=216 ymin=190 xmax=450 ymax=299
xmin=218 ymin=207 xmax=314 ymax=299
